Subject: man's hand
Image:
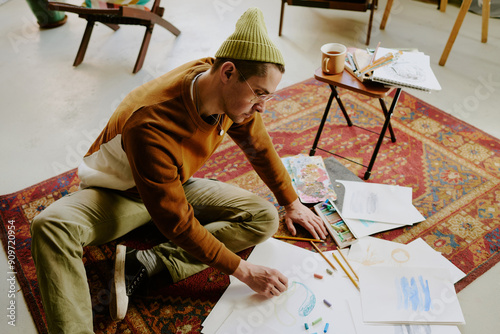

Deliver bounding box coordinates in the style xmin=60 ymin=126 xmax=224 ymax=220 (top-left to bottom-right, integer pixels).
xmin=284 ymin=198 xmax=327 ymax=240
xmin=232 ymin=260 xmax=288 ymax=298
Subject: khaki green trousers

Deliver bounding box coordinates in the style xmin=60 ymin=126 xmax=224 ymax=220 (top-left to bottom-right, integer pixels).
xmin=30 ymin=178 xmax=279 ymax=333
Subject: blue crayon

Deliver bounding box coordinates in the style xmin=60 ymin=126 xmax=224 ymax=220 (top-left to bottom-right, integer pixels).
xmin=304 ymin=323 xmax=309 ymax=330
xmin=324 ymin=323 xmax=330 ymax=333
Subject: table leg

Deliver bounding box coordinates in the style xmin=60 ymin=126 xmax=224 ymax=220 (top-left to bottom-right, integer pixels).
xmin=379 ymin=97 xmax=397 ymax=142
xmin=363 ymin=88 xmax=402 ymax=180
xmin=331 ymin=85 xmax=353 ymax=127
xmin=310 ymin=90 xmax=335 ymax=156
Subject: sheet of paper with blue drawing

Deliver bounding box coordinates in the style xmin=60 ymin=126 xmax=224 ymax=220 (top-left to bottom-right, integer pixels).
xmin=201 ymin=238 xmax=358 ymax=334
xmin=359 ymin=266 xmax=465 ymax=325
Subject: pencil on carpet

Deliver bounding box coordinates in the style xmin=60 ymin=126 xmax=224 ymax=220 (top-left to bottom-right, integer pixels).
xmin=273 ymin=235 xmax=323 ymax=242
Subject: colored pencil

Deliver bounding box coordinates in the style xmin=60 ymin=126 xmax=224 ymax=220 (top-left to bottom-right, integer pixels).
xmin=309 ymin=241 xmax=337 ymax=272
xmin=331 ymin=251 xmax=359 ymax=290
xmin=337 ymin=247 xmax=359 ymax=280
xmin=273 ymin=235 xmax=323 ymax=242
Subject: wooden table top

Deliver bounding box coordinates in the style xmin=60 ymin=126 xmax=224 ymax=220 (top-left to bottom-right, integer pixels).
xmin=314 ymin=67 xmax=395 ymax=98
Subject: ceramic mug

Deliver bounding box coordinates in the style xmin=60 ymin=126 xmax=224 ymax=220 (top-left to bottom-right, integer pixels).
xmin=321 ymin=43 xmax=347 ymax=75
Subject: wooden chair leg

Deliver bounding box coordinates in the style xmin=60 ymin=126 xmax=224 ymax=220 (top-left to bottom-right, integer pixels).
xmin=482 ymin=0 xmax=490 ymax=43
xmin=103 ymin=23 xmax=120 ymax=31
xmin=366 ymin=0 xmax=375 ymax=45
xmin=74 ymin=19 xmax=95 ymax=67
xmin=440 ymin=0 xmax=448 ymax=12
xmin=154 ymin=18 xmax=180 ymax=36
xmin=133 ymin=25 xmax=153 ymax=73
xmin=279 ymin=0 xmax=285 ymax=36
xmin=439 ymin=0 xmax=473 ymax=66
xmin=380 ymin=0 xmax=393 ymax=30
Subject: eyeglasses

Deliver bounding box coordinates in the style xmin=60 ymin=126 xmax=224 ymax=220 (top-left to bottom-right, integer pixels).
xmin=236 ymin=69 xmax=276 ymax=104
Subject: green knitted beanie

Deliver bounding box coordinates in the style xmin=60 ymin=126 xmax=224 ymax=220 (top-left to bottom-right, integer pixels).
xmin=215 ymin=8 xmax=285 ymax=66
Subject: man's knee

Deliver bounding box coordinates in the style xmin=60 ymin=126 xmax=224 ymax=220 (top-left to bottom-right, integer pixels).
xmin=31 ymin=209 xmax=81 ymax=257
xmin=252 ymin=200 xmax=279 ymax=241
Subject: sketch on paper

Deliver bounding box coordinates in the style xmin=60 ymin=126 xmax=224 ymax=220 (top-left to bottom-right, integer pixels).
xmin=349 ymin=190 xmax=378 ymax=214
xmin=274 ymin=281 xmax=316 ymax=326
xmin=396 ymin=276 xmax=432 ymax=312
xmin=394 ymin=324 xmax=432 ymax=334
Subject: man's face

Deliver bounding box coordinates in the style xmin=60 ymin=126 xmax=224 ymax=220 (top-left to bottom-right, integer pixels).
xmin=222 ymin=65 xmax=282 ymax=124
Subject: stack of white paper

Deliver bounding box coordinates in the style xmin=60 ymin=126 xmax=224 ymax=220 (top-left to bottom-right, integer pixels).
xmin=348 ymin=237 xmax=466 ymax=331
xmin=336 ymin=180 xmax=426 ymax=238
xmin=202 ymin=237 xmax=466 ymax=333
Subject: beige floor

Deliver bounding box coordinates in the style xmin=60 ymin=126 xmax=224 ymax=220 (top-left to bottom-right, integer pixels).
xmin=1 ymin=0 xmax=500 ymax=332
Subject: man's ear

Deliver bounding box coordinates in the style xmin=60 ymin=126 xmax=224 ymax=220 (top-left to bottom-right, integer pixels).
xmin=220 ymin=62 xmax=236 ymax=84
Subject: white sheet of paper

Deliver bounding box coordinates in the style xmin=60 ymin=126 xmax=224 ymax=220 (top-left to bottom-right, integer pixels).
xmin=343 ymin=215 xmax=405 ymax=239
xmin=348 ymin=294 xmax=462 ymax=334
xmin=407 ymin=238 xmax=466 ymax=284
xmin=348 ymin=237 xmax=466 ymax=284
xmin=201 ymin=239 xmax=359 ymax=334
xmin=359 ymin=266 xmax=465 ymax=325
xmin=337 ymin=180 xmax=425 ymax=225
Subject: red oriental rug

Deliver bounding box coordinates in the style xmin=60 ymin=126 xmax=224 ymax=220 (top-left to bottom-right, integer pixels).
xmin=1 ymin=78 xmax=499 ymax=333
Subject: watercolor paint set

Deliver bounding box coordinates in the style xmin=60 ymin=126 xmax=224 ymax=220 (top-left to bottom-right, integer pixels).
xmin=314 ymin=199 xmax=356 ymax=248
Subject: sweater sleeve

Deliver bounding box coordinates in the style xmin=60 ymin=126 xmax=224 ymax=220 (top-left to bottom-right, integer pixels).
xmin=227 ymin=113 xmax=298 ymax=206
xmin=121 ymin=107 xmax=242 ymax=275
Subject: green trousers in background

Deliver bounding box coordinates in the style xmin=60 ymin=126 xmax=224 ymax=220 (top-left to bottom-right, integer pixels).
xmin=25 ymin=0 xmax=67 ymax=28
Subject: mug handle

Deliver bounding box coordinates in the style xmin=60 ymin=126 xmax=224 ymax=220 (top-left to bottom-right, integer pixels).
xmin=323 ymin=57 xmax=330 ymax=73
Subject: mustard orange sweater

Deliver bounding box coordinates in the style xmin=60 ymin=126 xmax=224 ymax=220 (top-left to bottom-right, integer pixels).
xmin=78 ymin=58 xmax=297 ymax=275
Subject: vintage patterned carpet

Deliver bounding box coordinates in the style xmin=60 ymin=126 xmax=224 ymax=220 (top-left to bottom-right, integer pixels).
xmin=1 ymin=78 xmax=499 ymax=333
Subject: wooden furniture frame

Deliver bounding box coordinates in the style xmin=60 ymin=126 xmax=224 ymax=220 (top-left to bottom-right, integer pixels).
xmin=279 ymin=0 xmax=378 ymax=45
xmin=48 ymin=0 xmax=180 ymax=73
xmin=379 ymin=0 xmax=491 ymax=66
xmin=439 ymin=0 xmax=491 ymax=66
xmin=311 ymin=68 xmax=401 ymax=180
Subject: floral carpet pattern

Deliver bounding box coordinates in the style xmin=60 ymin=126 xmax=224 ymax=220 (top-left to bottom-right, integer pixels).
xmin=1 ymin=78 xmax=499 ymax=333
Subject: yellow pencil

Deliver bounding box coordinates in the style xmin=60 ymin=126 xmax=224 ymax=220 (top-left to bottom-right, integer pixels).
xmin=309 ymin=241 xmax=338 ymax=272
xmin=273 ymin=235 xmax=323 ymax=242
xmin=332 ymin=251 xmax=359 ymax=290
xmin=337 ymin=247 xmax=359 ymax=280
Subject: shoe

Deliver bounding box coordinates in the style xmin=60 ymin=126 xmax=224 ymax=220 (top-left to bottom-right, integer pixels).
xmin=110 ymin=245 xmax=148 ymax=321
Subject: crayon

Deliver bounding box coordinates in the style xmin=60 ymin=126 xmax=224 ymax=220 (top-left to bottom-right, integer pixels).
xmin=323 ymin=299 xmax=332 ymax=307
xmin=324 ymin=323 xmax=330 ymax=333
xmin=304 ymin=323 xmax=309 ymax=330
xmin=314 ymin=273 xmax=323 ymax=279
xmin=312 ymin=317 xmax=323 ymax=326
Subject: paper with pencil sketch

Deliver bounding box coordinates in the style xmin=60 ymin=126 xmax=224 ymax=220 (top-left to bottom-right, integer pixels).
xmin=371 ymin=47 xmax=442 ymax=92
xmin=337 ymin=180 xmax=425 ymax=225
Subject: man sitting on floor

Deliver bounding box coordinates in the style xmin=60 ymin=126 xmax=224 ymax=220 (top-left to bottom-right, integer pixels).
xmin=30 ymin=7 xmax=327 ymax=333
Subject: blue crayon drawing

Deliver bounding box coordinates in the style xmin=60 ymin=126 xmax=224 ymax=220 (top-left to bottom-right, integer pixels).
xmin=396 ymin=276 xmax=432 ymax=312
xmin=394 ymin=324 xmax=432 ymax=334
xmin=293 ymin=281 xmax=316 ymax=316
xmin=274 ymin=281 xmax=316 ymax=326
